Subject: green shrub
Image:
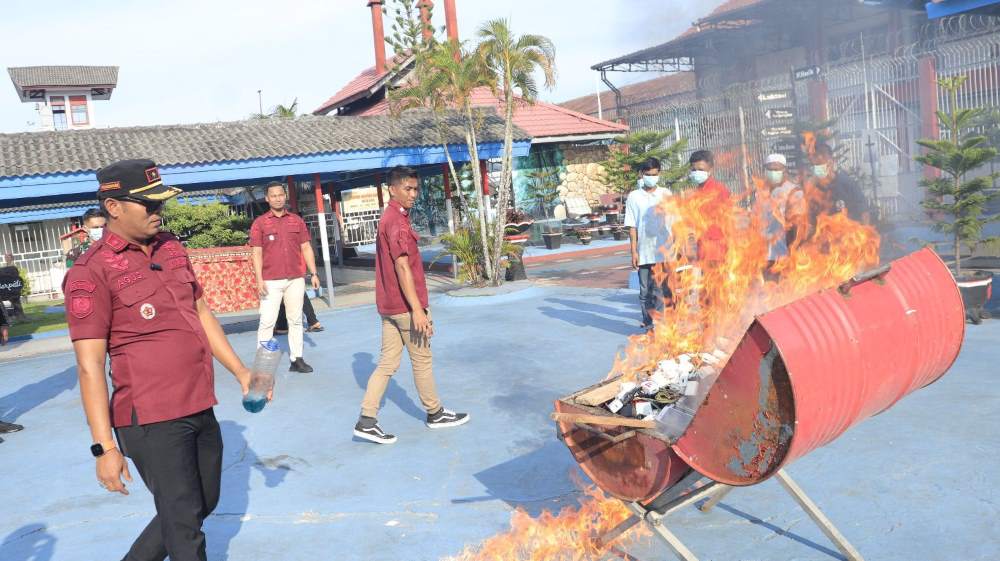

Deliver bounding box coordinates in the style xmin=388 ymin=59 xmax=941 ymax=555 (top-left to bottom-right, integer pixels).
xmin=161 ymin=201 xmax=251 ymax=248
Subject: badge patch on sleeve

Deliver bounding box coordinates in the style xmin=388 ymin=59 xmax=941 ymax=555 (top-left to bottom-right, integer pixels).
xmin=140 ymin=303 xmax=156 ymax=320
xmin=70 ymin=295 xmax=94 ymax=318
xmin=69 ymin=279 xmax=96 ymax=293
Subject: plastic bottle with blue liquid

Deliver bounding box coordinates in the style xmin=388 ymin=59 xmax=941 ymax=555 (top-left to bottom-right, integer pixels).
xmin=242 ymin=338 xmax=281 ymax=413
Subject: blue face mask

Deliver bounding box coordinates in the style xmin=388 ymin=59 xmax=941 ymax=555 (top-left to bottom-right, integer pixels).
xmin=689 ymin=170 xmax=710 ymax=185
xmin=813 ymin=164 xmax=830 ymax=179
xmin=766 ymin=170 xmax=784 ymax=186
xmin=641 ymin=175 xmax=660 ymax=188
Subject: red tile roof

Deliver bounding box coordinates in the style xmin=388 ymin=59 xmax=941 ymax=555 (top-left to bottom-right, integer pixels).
xmin=559 ymin=73 xmax=696 ymax=117
xmin=672 ymin=0 xmax=766 ymax=41
xmin=312 ymin=55 xmax=412 ymax=116
xmin=317 ymin=69 xmax=629 ymax=139
xmin=593 ymin=0 xmax=769 ymax=69
xmin=467 ymin=87 xmax=628 ymax=139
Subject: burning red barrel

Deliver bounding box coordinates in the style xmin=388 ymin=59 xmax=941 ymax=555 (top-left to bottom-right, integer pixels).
xmin=674 ymin=247 xmax=965 ymax=485
xmin=555 ymin=247 xmax=964 ymax=498
xmin=554 ymin=382 xmax=692 ymax=503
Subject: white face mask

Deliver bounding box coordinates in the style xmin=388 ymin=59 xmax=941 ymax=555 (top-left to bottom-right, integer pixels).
xmin=689 ymin=170 xmax=710 ymax=185
xmin=766 ymin=170 xmax=784 ymax=186
xmin=88 ymin=227 xmax=104 ymax=242
xmin=813 ymin=164 xmax=830 ymax=179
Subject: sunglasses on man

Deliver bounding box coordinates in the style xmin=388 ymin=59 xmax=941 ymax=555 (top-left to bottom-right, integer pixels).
xmin=116 ymin=198 xmax=165 ymax=215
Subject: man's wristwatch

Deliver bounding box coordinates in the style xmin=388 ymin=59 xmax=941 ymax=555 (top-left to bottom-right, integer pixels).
xmin=91 ymin=441 xmax=117 ymax=457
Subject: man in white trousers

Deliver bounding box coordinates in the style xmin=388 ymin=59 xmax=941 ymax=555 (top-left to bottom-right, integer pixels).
xmin=250 ymin=181 xmax=320 ymax=373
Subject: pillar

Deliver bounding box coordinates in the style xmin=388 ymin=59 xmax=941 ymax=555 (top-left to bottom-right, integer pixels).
xmin=313 ymin=173 xmax=335 ymax=307
xmin=286 ymin=176 xmax=298 ymax=213
xmin=375 ymin=172 xmax=385 ymax=208
xmin=918 ymin=56 xmax=941 ymax=180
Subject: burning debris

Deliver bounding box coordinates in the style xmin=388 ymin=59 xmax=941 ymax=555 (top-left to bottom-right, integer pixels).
xmin=605 ymin=352 xmax=719 ymax=422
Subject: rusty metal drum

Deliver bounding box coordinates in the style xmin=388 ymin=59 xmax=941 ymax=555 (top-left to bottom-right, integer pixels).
xmin=673 ymin=248 xmax=965 ymax=485
xmin=554 ymin=381 xmax=692 ymax=503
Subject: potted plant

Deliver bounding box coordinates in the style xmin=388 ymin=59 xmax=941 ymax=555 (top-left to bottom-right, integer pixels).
xmin=504 ymin=208 xmax=533 ymax=245
xmin=575 ymin=229 xmax=593 ymax=245
xmin=917 ymin=75 xmax=1000 ymax=324
xmin=613 ymin=227 xmax=628 ymax=241
xmin=542 ymin=226 xmax=563 ymax=250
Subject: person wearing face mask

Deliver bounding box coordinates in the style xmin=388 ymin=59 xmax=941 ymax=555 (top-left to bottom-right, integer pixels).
xmin=65 ymin=208 xmax=107 ymax=268
xmin=624 ymin=157 xmax=673 ymax=329
xmin=809 ymin=143 xmax=871 ymax=226
xmin=758 ymin=154 xmax=806 ymax=276
xmin=687 ymin=150 xmax=731 ymax=263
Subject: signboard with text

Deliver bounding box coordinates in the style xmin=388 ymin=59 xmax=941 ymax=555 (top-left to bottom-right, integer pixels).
xmin=793 ymin=65 xmax=823 ymax=81
xmin=340 ymin=186 xmax=390 ymax=215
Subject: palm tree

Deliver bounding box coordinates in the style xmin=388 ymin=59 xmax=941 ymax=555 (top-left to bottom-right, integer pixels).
xmin=391 ymin=38 xmax=497 ymax=282
xmin=476 ymin=18 xmax=555 ymax=285
xmin=271 ymin=99 xmax=298 ymax=119
xmin=249 ymin=98 xmax=299 ymax=120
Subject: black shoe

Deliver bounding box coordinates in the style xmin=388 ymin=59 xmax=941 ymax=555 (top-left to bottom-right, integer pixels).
xmin=289 ymin=358 xmax=313 ymax=373
xmin=353 ymin=417 xmax=397 ymax=444
xmin=0 ymin=421 xmax=23 ymax=434
xmin=426 ymin=408 xmax=470 ymax=429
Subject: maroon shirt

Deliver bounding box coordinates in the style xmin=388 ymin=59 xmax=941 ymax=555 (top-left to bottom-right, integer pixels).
xmin=375 ymin=200 xmax=429 ymax=316
xmin=249 ymin=210 xmax=311 ymax=280
xmin=63 ymin=230 xmax=217 ymax=427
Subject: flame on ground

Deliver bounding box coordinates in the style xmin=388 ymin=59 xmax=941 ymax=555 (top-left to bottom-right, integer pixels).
xmin=444 ymin=483 xmax=649 ymax=561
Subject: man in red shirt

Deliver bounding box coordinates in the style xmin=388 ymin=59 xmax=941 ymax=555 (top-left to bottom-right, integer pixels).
xmin=354 ymin=166 xmax=469 ymax=444
xmin=688 ymin=150 xmax=731 ymax=262
xmin=64 ymin=159 xmax=264 ymax=561
xmin=249 ymin=182 xmax=321 ymax=373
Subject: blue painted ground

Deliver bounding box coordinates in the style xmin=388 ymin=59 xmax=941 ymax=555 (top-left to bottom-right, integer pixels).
xmin=0 ymin=285 xmax=997 ymax=561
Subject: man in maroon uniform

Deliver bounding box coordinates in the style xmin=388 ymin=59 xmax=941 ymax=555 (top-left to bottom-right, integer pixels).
xmin=249 ymin=182 xmax=320 ymax=373
xmin=354 ymin=166 xmax=469 ymax=444
xmin=64 ymin=159 xmax=266 ymax=561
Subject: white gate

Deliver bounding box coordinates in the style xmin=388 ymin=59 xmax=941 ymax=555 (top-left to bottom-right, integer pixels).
xmin=0 ymin=219 xmax=74 ymax=299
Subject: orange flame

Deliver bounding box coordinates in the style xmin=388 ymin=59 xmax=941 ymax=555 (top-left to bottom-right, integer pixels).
xmin=610 ymin=175 xmax=879 ymax=381
xmin=445 ymin=483 xmax=649 ymax=561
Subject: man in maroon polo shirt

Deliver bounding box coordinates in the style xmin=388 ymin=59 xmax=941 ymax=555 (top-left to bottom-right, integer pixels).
xmin=354 ymin=166 xmax=469 ymax=444
xmin=249 ymin=181 xmax=321 ymax=373
xmin=64 ymin=159 xmax=266 ymax=561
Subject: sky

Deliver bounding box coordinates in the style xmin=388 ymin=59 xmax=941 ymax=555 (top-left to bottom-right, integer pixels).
xmin=0 ymin=0 xmax=712 ymax=133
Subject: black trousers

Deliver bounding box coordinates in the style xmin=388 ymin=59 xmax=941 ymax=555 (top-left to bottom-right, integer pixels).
xmin=275 ymin=290 xmax=318 ymax=331
xmin=115 ymin=408 xmax=223 ymax=561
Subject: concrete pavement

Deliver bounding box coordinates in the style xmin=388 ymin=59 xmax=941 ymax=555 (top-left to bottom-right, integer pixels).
xmin=0 ymin=281 xmax=997 ymax=560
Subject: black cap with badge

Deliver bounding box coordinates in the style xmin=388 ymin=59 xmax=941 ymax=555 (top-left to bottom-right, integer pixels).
xmin=96 ymin=159 xmax=182 ymax=202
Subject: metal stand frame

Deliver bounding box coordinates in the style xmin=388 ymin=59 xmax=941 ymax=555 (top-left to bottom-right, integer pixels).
xmin=597 ymin=469 xmax=865 ymax=561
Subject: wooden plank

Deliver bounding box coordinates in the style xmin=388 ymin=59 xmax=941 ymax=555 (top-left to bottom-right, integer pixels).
xmin=550 ymin=412 xmax=655 ymax=429
xmin=574 ymin=380 xmax=622 ymax=406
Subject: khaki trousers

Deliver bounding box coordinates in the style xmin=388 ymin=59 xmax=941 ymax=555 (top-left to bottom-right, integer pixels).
xmin=360 ymin=309 xmax=441 ymax=418
xmin=257 ymin=277 xmax=305 ymax=360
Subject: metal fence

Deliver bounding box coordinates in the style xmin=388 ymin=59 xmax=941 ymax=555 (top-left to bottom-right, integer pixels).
xmin=0 ymin=219 xmax=74 ymax=299
xmin=629 ymin=71 xmax=810 ymax=200
xmin=623 ymin=26 xmax=1000 ymax=222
